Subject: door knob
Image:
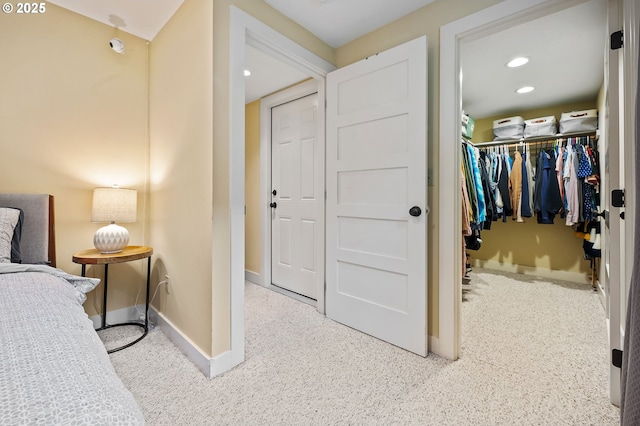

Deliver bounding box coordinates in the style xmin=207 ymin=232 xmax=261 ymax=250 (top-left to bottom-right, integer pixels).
xmin=409 ymin=206 xmax=422 ymax=217
xmin=270 ymin=202 xmax=277 ymax=208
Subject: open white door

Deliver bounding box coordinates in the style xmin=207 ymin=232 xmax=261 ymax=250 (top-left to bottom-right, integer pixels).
xmin=605 ymin=0 xmax=639 ymax=406
xmin=325 ymin=36 xmax=428 ymax=356
xmin=604 ymin=0 xmax=623 ymax=406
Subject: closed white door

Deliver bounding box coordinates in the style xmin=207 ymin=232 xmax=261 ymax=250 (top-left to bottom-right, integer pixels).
xmin=271 ymin=93 xmax=320 ymax=300
xmin=325 ymin=36 xmax=428 ymax=356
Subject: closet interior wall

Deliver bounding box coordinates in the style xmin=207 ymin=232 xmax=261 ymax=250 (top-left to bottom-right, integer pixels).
xmin=464 ymin=100 xmax=599 ymax=283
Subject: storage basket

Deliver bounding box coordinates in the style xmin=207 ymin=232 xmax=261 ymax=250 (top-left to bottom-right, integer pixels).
xmin=524 ymin=116 xmax=557 ymax=138
xmin=559 ymin=109 xmax=598 ymax=133
xmin=462 ymin=111 xmax=475 ymax=139
xmin=493 ymin=116 xmax=524 ymax=140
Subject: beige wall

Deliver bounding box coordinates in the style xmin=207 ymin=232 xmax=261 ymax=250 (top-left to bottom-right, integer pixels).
xmin=149 ymin=0 xmax=214 ymax=355
xmin=0 ymin=4 xmax=150 ymax=316
xmin=245 ymin=100 xmax=261 ymax=274
xmin=148 ymin=0 xmax=332 ymax=358
xmin=468 ymin=100 xmax=598 ymax=278
xmin=335 ymin=0 xmax=504 ymax=337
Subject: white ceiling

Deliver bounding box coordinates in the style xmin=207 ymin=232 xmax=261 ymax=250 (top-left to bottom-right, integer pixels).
xmin=48 ymin=0 xmax=185 ymax=41
xmin=263 ymin=0 xmax=435 ymax=48
xmin=461 ymin=0 xmax=607 ymax=119
xmin=48 ymin=0 xmax=607 ymax=116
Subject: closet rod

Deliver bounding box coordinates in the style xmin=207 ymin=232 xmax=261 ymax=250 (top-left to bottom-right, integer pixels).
xmin=472 ymin=134 xmax=596 ymax=149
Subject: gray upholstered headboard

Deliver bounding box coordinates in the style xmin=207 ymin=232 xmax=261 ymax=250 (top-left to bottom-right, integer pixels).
xmin=0 ymin=194 xmax=55 ymax=267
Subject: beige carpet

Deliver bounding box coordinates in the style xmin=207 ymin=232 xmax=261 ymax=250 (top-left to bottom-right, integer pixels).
xmin=107 ymin=269 xmax=620 ymax=425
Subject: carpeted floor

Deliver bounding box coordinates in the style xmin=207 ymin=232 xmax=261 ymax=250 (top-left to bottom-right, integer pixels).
xmin=106 ymin=269 xmax=620 ymax=425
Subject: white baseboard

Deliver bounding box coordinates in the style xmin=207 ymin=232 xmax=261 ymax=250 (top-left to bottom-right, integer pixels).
xmin=472 ymin=259 xmax=591 ymax=285
xmin=245 ymin=269 xmax=262 ymax=285
xmin=89 ymin=304 xmax=145 ymax=329
xmin=149 ymin=307 xmax=240 ymax=378
xmin=95 ymin=305 xmax=243 ymax=378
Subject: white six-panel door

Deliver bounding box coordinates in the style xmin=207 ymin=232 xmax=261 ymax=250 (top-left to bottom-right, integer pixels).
xmin=325 ymin=36 xmax=428 ymax=356
xmin=271 ymin=93 xmax=320 ymax=300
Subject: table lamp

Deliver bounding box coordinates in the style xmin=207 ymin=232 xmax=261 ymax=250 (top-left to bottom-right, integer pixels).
xmin=91 ymin=187 xmax=137 ymax=253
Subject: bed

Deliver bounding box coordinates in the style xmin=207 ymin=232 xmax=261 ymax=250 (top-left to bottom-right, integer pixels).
xmin=0 ymin=193 xmax=144 ymax=425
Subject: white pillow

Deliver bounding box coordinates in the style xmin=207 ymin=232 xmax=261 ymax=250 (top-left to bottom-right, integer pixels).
xmin=0 ymin=208 xmax=20 ymax=263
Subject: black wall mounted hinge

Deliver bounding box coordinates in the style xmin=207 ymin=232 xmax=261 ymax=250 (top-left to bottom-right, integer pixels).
xmin=613 ymin=349 xmax=623 ymax=368
xmin=612 ymin=189 xmax=625 ymax=207
xmin=611 ymin=30 xmax=624 ymax=50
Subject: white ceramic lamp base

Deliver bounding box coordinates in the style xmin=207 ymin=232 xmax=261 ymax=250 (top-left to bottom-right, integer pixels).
xmin=94 ymin=223 xmax=129 ymax=254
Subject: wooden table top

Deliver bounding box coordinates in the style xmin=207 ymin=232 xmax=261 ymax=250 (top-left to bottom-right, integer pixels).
xmin=72 ymin=246 xmax=153 ymax=265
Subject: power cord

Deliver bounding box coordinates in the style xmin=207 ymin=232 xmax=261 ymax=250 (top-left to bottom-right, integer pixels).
xmin=150 ymin=279 xmax=169 ymax=306
xmin=133 ymin=277 xmax=169 ymax=326
xmin=140 ymin=279 xmax=168 ymax=329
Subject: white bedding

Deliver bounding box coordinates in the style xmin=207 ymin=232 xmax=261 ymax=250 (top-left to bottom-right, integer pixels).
xmin=0 ymin=265 xmax=144 ymax=425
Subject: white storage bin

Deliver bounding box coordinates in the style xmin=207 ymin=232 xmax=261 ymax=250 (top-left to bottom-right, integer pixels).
xmin=493 ymin=116 xmax=524 ymax=140
xmin=559 ymin=109 xmax=598 ymax=133
xmin=524 ymin=116 xmax=557 ymax=138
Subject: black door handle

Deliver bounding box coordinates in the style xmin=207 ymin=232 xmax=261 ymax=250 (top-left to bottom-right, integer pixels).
xmin=409 ymin=206 xmax=421 ymax=217
xmin=270 ymin=202 xmax=277 ymax=208
xmin=272 ymin=189 xmax=277 ymax=196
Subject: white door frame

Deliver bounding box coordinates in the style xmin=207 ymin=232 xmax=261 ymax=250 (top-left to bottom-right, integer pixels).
xmin=260 ymin=79 xmax=325 ymax=309
xmin=617 ymin=0 xmax=640 ymax=406
xmin=606 ymin=0 xmax=623 ymax=405
xmin=229 ymin=6 xmax=335 ymax=369
xmin=621 ymin=0 xmax=639 ymax=338
xmin=439 ymin=0 xmax=596 ymax=360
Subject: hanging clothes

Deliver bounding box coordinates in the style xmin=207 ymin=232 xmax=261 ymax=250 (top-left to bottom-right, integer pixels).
xmin=564 ymin=144 xmax=580 ymax=226
xmin=521 ymin=149 xmax=532 ymax=218
xmin=461 ymin=168 xmax=472 ymax=237
xmin=497 ymin=151 xmax=512 ymax=221
xmin=466 ymin=134 xmax=599 ymax=231
xmin=479 ymin=150 xmax=498 ymax=229
xmin=526 ymin=144 xmax=535 ymax=214
xmin=509 ymin=150 xmax=523 ymax=222
xmin=461 ymin=143 xmax=479 ymax=225
xmin=461 ymin=165 xmax=473 ymax=274
xmin=556 ymin=143 xmax=565 ymax=214
xmin=534 ymin=149 xmax=563 ymax=224
xmin=467 ymin=144 xmax=486 ymax=225
xmin=491 ymin=149 xmax=504 ymax=217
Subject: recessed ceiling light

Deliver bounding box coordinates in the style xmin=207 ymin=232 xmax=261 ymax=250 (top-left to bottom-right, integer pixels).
xmin=507 ymin=57 xmax=529 ymax=68
xmin=244 ymin=69 xmax=251 ymax=77
xmin=516 ymin=86 xmax=535 ymax=94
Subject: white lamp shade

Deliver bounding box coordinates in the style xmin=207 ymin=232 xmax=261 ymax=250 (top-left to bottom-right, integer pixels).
xmin=91 ymin=187 xmax=136 ymax=253
xmin=92 ymin=187 xmax=137 ymax=223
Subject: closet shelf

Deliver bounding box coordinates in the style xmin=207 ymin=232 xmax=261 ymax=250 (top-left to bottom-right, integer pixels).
xmin=472 ymin=130 xmax=598 ymax=147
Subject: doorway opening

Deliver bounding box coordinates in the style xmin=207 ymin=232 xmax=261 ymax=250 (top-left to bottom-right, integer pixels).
xmin=229 ymin=6 xmax=335 ymax=371
xmin=439 ymin=0 xmax=611 ymax=381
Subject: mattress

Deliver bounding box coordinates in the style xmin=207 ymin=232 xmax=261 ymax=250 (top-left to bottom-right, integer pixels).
xmin=0 ymin=264 xmax=144 ymax=425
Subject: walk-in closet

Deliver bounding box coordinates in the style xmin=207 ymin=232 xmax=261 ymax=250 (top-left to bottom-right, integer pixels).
xmin=458 ymin=0 xmax=607 ymax=363
xmin=461 ymin=125 xmax=601 ymax=286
